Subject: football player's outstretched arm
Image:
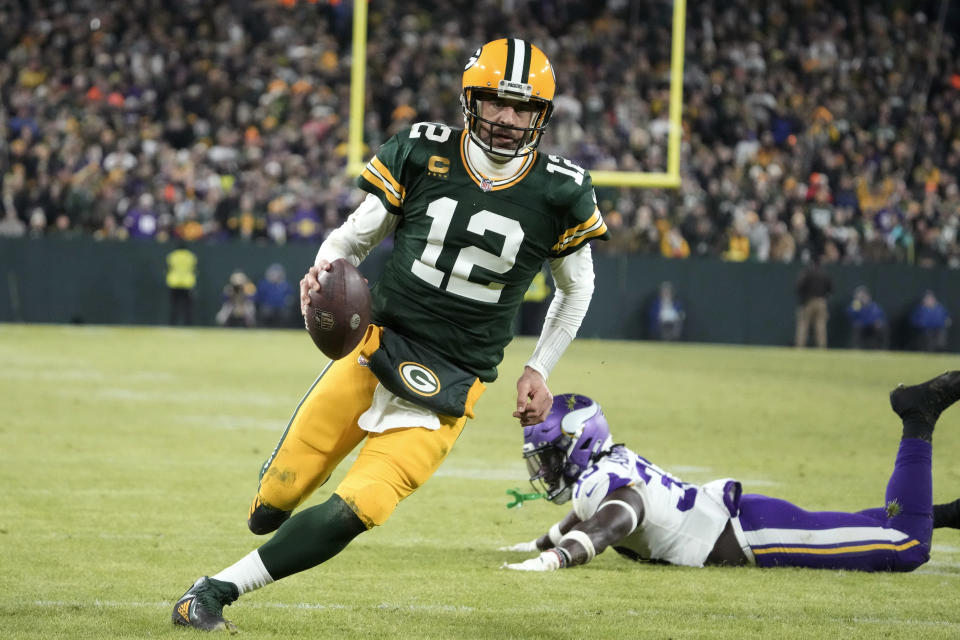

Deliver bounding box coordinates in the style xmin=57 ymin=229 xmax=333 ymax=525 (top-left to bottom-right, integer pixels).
xmin=502 ymin=488 xmax=644 ymax=571
xmin=516 ymin=246 xmax=596 ymax=425
xmin=498 ymin=510 xmax=582 ymax=552
xmin=300 ymin=193 xmax=398 ymax=315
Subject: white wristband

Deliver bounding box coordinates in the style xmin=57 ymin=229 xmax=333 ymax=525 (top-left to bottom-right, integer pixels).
xmin=539 ymin=550 xmax=562 ymax=570
xmin=560 ymin=530 xmax=596 ymax=562
xmin=501 ymin=551 xmax=561 ymax=572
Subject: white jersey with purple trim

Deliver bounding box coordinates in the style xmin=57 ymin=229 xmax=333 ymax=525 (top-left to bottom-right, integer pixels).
xmin=571 ymin=446 xmax=740 ymax=568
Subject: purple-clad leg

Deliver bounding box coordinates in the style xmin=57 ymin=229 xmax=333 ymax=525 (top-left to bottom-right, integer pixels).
xmin=737 ymin=438 xmax=932 ymax=572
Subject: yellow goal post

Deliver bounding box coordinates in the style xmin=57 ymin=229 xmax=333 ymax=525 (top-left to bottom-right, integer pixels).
xmin=346 ymin=0 xmax=686 ymax=189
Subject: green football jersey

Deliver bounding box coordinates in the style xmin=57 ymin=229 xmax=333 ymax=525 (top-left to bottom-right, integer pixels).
xmin=357 ymin=122 xmax=608 ymax=382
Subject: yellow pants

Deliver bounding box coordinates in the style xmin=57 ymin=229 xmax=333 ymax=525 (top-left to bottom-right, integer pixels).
xmin=254 ymin=329 xmax=468 ymax=528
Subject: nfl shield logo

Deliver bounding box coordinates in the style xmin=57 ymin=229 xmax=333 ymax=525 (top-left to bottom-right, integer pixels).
xmin=480 ymin=178 xmax=493 ymax=192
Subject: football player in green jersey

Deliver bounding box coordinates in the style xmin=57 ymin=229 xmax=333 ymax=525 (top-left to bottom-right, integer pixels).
xmin=172 ymin=38 xmax=609 ymax=632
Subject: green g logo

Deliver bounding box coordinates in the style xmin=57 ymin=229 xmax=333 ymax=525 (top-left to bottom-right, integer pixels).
xmin=398 ymin=362 xmax=441 ymax=397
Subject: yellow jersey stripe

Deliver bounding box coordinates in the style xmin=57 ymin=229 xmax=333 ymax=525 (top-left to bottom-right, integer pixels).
xmin=360 ymin=168 xmax=401 ymax=208
xmin=362 ymin=163 xmax=400 ymax=199
xmin=558 ymin=223 xmax=608 ymax=252
xmin=752 ymin=538 xmax=920 ymax=556
xmin=361 ymin=162 xmax=403 ymax=207
xmin=370 ymin=157 xmax=404 ymax=200
xmin=556 ymin=209 xmax=603 ymax=244
xmin=551 ymin=209 xmax=607 ymax=253
xmin=363 ymin=160 xmax=399 ymax=199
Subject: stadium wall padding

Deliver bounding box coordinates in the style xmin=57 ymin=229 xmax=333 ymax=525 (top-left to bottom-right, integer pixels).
xmin=1 ymin=238 xmax=956 ymax=351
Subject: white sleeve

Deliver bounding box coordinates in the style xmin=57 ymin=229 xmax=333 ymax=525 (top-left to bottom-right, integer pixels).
xmin=314 ymin=193 xmax=399 ymax=267
xmin=524 ymin=244 xmax=596 ymax=379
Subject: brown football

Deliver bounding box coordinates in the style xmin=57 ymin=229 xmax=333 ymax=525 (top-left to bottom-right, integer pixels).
xmin=304 ymin=259 xmax=371 ymax=360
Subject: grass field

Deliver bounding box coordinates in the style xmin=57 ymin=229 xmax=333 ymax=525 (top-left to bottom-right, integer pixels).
xmin=1 ymin=324 xmax=959 ymax=639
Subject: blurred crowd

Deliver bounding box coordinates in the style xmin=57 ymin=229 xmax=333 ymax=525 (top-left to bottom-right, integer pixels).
xmin=2 ymin=0 xmax=959 ymax=268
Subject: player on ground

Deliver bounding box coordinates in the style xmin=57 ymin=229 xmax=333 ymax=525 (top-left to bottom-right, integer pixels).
xmin=172 ymin=38 xmax=608 ymax=632
xmin=501 ymin=372 xmax=960 ymax=572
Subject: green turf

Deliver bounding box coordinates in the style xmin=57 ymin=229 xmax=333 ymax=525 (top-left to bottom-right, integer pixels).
xmin=1 ymin=324 xmax=958 ymax=639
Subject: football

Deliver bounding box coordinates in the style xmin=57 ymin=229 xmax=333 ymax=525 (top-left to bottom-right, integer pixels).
xmin=304 ymin=259 xmax=372 ymax=360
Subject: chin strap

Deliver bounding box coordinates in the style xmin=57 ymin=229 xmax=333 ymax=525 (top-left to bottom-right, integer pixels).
xmin=505 ymin=488 xmax=547 ymax=509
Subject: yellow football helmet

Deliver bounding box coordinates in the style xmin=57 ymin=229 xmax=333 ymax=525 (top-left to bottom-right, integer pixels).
xmin=461 ymin=38 xmax=556 ymax=158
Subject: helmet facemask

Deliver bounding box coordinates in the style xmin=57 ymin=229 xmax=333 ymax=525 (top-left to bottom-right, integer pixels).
xmin=523 ymin=438 xmax=575 ymax=504
xmin=461 ymin=88 xmax=553 ymax=159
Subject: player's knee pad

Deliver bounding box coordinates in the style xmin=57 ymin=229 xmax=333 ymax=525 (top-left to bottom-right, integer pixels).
xmin=247 ymin=495 xmax=292 ymax=535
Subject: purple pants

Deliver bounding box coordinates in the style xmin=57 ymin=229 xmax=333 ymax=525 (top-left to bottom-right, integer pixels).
xmin=736 ymin=438 xmax=932 ymax=571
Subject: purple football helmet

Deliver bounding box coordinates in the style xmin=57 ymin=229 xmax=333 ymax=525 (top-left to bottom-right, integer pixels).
xmin=522 ymin=393 xmax=612 ymax=504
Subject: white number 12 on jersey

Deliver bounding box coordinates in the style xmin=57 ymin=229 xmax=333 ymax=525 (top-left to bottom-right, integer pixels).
xmin=411 ymin=197 xmax=524 ymax=303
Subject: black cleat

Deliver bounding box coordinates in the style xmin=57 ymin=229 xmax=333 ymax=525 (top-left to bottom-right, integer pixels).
xmin=248 ymin=496 xmax=292 ymax=535
xmin=890 ymin=371 xmax=960 ymax=427
xmin=172 ymin=577 xmax=240 ymax=633
xmin=934 ymin=498 xmax=960 ymax=529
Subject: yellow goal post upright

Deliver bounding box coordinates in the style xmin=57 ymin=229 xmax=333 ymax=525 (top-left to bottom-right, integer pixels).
xmin=346 ymin=0 xmax=686 ymax=190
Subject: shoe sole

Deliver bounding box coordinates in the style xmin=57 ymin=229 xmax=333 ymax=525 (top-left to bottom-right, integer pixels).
xmin=172 ymin=595 xmax=240 ymax=634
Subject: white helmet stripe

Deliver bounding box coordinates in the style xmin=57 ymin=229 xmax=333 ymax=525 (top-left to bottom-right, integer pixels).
xmin=510 ymin=38 xmax=526 ymax=83
xmin=560 ymin=401 xmax=598 ymax=437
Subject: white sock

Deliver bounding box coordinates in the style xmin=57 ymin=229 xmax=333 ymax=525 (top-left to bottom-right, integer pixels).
xmin=212 ymin=550 xmax=275 ymax=595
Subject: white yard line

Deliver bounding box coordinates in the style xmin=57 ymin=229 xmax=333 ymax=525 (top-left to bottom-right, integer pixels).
xmin=0 ymin=368 xmax=105 ymax=381
xmin=670 ymin=466 xmax=713 ymax=474
xmin=736 ymin=479 xmax=781 ymax=487
xmin=434 ymin=466 xmax=527 ymax=480
xmin=31 ymin=599 xmax=475 ymax=613
xmin=176 ymin=414 xmax=285 ymax=431
xmin=931 ymin=544 xmax=960 ymax=553
xmin=624 ymin=610 xmax=960 ymax=626
xmin=913 ymin=567 xmax=960 ymax=577
xmin=96 ymin=388 xmax=285 ymax=407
